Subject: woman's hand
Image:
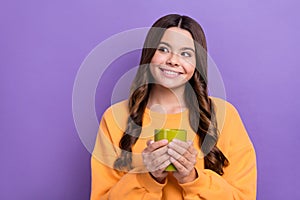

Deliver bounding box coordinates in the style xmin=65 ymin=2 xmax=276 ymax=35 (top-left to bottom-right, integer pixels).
xmin=168 ymin=139 xmax=198 ymax=184
xmin=142 ymin=139 xmax=171 ymax=183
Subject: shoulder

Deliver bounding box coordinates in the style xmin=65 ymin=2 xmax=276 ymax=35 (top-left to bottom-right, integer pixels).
xmin=101 ymin=100 xmax=129 ymax=129
xmin=209 ymin=96 xmax=239 ymax=120
xmin=210 ymin=96 xmax=254 ymax=151
xmin=102 ymin=100 xmax=129 ymax=118
xmin=210 ymin=96 xmax=236 ymax=110
xmin=209 ymin=96 xmax=247 ymax=137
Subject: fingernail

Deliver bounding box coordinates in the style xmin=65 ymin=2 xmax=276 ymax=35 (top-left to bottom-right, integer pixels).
xmin=168 ymin=141 xmax=174 ymax=147
xmin=161 ymin=139 xmax=168 ymax=144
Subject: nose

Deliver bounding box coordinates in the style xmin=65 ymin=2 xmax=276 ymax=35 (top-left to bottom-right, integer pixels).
xmin=166 ymin=52 xmax=180 ymax=67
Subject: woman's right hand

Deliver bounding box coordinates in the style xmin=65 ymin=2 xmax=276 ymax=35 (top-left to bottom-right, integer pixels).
xmin=142 ymin=139 xmax=170 ymax=183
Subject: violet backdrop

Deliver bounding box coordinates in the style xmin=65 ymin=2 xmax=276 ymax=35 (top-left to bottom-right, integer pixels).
xmin=1 ymin=0 xmax=299 ymax=199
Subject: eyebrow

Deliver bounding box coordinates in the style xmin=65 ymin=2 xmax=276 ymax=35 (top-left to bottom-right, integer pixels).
xmin=159 ymin=42 xmax=195 ymax=53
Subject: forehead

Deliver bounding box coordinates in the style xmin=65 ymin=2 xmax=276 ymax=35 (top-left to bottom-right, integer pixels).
xmin=160 ymin=27 xmax=194 ymax=48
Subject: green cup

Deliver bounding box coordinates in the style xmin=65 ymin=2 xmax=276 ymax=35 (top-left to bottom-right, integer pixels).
xmin=154 ymin=129 xmax=187 ymax=171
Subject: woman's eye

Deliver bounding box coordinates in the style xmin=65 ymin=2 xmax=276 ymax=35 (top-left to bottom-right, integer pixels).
xmin=158 ymin=47 xmax=169 ymax=53
xmin=181 ymin=51 xmax=192 ymax=57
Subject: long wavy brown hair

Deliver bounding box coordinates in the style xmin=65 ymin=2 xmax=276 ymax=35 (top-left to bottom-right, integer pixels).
xmin=114 ymin=14 xmax=229 ymax=175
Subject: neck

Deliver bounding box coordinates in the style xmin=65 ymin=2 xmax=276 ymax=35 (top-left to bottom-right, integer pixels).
xmin=147 ymin=84 xmax=186 ymax=114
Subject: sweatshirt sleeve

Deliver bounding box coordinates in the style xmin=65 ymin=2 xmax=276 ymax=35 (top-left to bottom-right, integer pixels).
xmin=90 ymin=108 xmax=166 ymax=200
xmin=90 ymin=157 xmax=167 ymax=200
xmin=179 ymin=103 xmax=257 ymax=200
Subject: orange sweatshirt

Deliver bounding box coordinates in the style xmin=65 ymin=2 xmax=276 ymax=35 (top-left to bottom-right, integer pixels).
xmin=90 ymin=97 xmax=257 ymax=199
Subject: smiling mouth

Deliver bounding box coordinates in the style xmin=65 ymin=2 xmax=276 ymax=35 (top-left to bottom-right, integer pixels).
xmin=159 ymin=68 xmax=183 ymax=76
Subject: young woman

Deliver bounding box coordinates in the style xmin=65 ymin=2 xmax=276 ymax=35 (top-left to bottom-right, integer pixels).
xmin=91 ymin=14 xmax=257 ymax=199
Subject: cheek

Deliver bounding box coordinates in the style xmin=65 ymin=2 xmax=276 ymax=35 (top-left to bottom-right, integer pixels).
xmin=187 ymin=67 xmax=195 ymax=79
xmin=150 ymin=52 xmax=166 ymax=65
xmin=183 ymin=60 xmax=196 ymax=75
xmin=150 ymin=52 xmax=158 ymax=64
xmin=183 ymin=64 xmax=196 ymax=81
xmin=149 ymin=64 xmax=155 ymax=77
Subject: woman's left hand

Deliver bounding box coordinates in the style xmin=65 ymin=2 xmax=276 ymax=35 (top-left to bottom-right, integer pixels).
xmin=167 ymin=139 xmax=198 ymax=184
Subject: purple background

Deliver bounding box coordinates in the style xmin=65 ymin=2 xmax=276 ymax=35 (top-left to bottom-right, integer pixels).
xmin=1 ymin=0 xmax=299 ymax=199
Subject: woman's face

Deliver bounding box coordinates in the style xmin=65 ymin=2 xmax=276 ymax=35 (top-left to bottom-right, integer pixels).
xmin=150 ymin=27 xmax=196 ymax=90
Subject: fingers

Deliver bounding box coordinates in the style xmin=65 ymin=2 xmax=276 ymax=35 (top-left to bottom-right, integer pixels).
xmin=144 ymin=141 xmax=169 ymax=159
xmin=156 ymin=157 xmax=171 ymax=171
xmin=168 ymin=140 xmax=198 ymax=176
xmin=143 ymin=138 xmax=199 ymax=184
xmin=148 ymin=157 xmax=170 ymax=183
xmin=143 ymin=139 xmax=198 ymax=174
xmin=145 ymin=139 xmax=168 ymax=152
xmin=146 ymin=140 xmax=154 ymax=146
xmin=151 ymin=153 xmax=171 ymax=170
xmin=168 ymin=148 xmax=194 ymax=174
xmin=143 ymin=146 xmax=169 ymax=169
xmin=169 ymin=139 xmax=194 ymax=155
xmin=142 ymin=139 xmax=170 ymax=173
xmin=170 ymin=157 xmax=190 ymax=176
xmin=168 ymin=140 xmax=197 ymax=162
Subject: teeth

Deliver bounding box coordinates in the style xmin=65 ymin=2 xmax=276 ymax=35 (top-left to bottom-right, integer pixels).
xmin=163 ymin=69 xmax=179 ymax=75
